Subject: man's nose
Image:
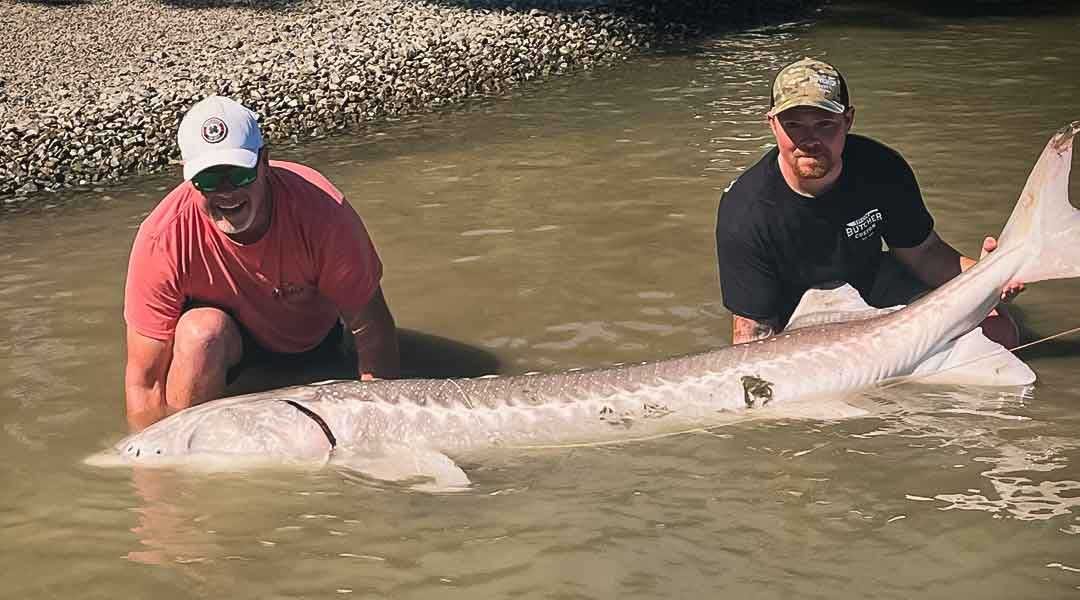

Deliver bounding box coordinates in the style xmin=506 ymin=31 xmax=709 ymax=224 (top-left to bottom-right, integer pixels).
xmin=215 ymin=178 xmax=240 ymax=192
xmin=796 ymin=133 xmax=823 ymax=148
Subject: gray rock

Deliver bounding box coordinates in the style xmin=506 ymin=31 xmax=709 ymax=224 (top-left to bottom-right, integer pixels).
xmin=0 ymin=0 xmax=814 ymax=204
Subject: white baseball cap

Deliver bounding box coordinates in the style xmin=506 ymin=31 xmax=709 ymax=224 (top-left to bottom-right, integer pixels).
xmin=177 ymin=96 xmax=264 ymax=181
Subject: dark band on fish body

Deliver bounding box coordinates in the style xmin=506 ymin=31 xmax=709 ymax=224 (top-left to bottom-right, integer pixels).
xmin=284 ymin=400 xmax=337 ymax=449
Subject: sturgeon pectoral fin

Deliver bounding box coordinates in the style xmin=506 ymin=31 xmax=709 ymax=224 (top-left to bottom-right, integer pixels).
xmin=910 ymin=329 xmax=1036 ymax=386
xmin=334 ymin=445 xmax=471 ymax=492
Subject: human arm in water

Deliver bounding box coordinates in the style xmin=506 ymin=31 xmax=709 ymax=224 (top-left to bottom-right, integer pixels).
xmin=728 ymin=234 xmax=1023 ymax=347
xmin=891 ymin=232 xmax=1024 ymax=301
xmin=342 ymin=286 xmax=400 ymax=381
xmin=124 ymin=308 xmax=245 ymax=431
xmin=124 ymin=328 xmax=173 ymax=431
xmin=731 ymin=314 xmax=784 ymax=345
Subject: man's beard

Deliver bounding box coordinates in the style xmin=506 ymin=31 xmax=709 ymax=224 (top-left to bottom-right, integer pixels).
xmin=206 ymin=197 xmax=259 ymax=235
xmin=793 ymin=153 xmax=833 ymax=179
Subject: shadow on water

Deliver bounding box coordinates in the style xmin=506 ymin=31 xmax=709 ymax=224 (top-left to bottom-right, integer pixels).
xmin=1015 ymin=338 xmax=1080 ymax=362
xmin=891 ymin=0 xmax=1080 ymax=18
xmin=225 ymin=327 xmax=502 ymax=396
xmin=823 ymin=0 xmax=1080 ymax=28
xmin=1014 ymin=323 xmax=1080 ymax=362
xmin=1009 ymin=304 xmax=1080 ymax=362
xmin=397 ymin=327 xmax=502 ymax=379
xmin=420 ymin=0 xmax=822 ymax=32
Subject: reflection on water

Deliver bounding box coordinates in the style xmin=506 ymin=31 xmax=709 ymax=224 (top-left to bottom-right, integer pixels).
xmin=854 ymin=385 xmax=1080 ymax=524
xmin=2 ymin=5 xmax=1080 ymax=598
xmin=936 ymin=444 xmax=1080 ymax=523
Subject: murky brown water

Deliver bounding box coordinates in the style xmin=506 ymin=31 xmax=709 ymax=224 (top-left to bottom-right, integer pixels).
xmin=3 ymin=6 xmax=1080 ymax=599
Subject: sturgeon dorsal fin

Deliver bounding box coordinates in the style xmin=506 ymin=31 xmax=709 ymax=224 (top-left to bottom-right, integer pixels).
xmin=786 ymin=283 xmax=902 ymax=330
xmin=909 ymin=328 xmax=1035 ymax=386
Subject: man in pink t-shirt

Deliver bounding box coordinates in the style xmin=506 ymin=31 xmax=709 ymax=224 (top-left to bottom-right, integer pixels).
xmin=123 ymin=96 xmax=399 ymax=431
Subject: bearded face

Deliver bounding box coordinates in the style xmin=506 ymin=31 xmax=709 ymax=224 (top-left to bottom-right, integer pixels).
xmin=770 ymin=106 xmax=853 ymax=183
xmin=194 ymin=152 xmax=272 ymax=243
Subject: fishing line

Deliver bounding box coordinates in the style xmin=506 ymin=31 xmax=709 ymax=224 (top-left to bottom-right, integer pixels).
xmin=510 ymin=324 xmax=1080 ymax=451
xmin=1009 ymin=324 xmax=1080 ymax=352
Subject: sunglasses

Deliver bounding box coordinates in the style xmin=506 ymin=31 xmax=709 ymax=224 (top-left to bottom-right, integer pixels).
xmin=191 ymin=165 xmax=259 ymax=193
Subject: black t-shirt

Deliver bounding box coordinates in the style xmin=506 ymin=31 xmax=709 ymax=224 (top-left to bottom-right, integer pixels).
xmin=715 ymin=134 xmax=934 ymax=324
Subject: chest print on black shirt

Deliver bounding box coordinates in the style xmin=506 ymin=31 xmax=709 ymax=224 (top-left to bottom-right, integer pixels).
xmin=844 ymin=208 xmax=884 ymax=241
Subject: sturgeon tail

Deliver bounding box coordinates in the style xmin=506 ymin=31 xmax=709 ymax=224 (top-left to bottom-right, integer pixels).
xmin=998 ymin=121 xmax=1080 ymax=283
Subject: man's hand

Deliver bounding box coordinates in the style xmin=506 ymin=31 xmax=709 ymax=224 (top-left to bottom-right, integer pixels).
xmin=980 ymin=236 xmax=1025 ymax=302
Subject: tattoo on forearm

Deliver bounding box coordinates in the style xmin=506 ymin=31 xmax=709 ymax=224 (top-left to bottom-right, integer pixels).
xmin=752 ymin=321 xmax=775 ymax=340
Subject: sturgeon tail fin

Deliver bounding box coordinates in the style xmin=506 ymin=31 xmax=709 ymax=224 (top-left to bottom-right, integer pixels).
xmin=998 ymin=121 xmax=1080 ymax=284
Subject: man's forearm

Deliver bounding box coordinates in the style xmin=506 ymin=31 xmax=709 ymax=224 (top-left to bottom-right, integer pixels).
xmin=125 ymin=382 xmax=168 ymax=432
xmin=352 ymin=306 xmax=403 ymax=377
xmin=124 ymin=329 xmax=176 ymax=431
xmin=732 ymin=314 xmax=778 ymax=345
xmin=911 ymin=247 xmax=964 ymax=287
xmin=346 ymin=287 xmax=401 ymax=379
xmin=353 ymin=325 xmax=399 ymax=379
xmin=891 ymin=232 xmax=967 ymax=288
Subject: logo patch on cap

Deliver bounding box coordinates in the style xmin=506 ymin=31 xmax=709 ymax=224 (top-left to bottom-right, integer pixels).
xmin=815 ymin=74 xmax=839 ymax=93
xmin=201 ymin=117 xmax=228 ymax=144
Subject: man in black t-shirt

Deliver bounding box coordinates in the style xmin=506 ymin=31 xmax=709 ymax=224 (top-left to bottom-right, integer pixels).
xmin=715 ymin=57 xmax=1022 ymax=346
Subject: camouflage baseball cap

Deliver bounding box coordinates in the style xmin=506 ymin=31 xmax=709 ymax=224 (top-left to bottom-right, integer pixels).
xmin=768 ymin=57 xmax=849 ymax=117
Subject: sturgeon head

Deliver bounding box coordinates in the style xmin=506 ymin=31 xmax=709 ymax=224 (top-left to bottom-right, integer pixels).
xmin=86 ymin=390 xmax=337 ymax=469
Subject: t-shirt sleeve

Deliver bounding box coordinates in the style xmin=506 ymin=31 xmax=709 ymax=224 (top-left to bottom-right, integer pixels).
xmin=123 ymin=228 xmax=185 ymax=341
xmin=317 ymin=201 xmax=383 ymax=316
xmin=715 ymin=199 xmax=783 ymax=321
xmin=880 ymin=151 xmax=935 ymax=248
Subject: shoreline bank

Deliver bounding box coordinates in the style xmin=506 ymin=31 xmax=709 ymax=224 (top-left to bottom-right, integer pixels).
xmin=0 ymin=0 xmax=817 ymax=205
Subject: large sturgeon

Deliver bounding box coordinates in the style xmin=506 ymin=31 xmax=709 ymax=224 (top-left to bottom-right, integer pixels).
xmin=89 ymin=123 xmax=1080 ymax=489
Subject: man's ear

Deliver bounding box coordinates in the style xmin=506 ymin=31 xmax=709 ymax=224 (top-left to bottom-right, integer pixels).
xmin=766 ymin=113 xmax=780 ymax=136
xmin=845 ymin=106 xmax=856 ymax=131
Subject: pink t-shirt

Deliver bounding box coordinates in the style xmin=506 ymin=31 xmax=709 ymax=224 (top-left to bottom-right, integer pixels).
xmin=124 ymin=161 xmax=383 ymax=353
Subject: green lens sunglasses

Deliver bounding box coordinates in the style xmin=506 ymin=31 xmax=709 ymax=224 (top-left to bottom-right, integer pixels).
xmin=191 ymin=165 xmax=259 ymax=193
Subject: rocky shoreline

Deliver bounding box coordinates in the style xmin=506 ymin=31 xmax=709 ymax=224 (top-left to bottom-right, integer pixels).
xmin=0 ymin=0 xmax=815 ymax=204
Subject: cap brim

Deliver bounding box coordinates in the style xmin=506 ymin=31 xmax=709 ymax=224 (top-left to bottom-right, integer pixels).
xmin=182 ymin=148 xmax=259 ymax=180
xmin=768 ymin=99 xmax=846 ymax=117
